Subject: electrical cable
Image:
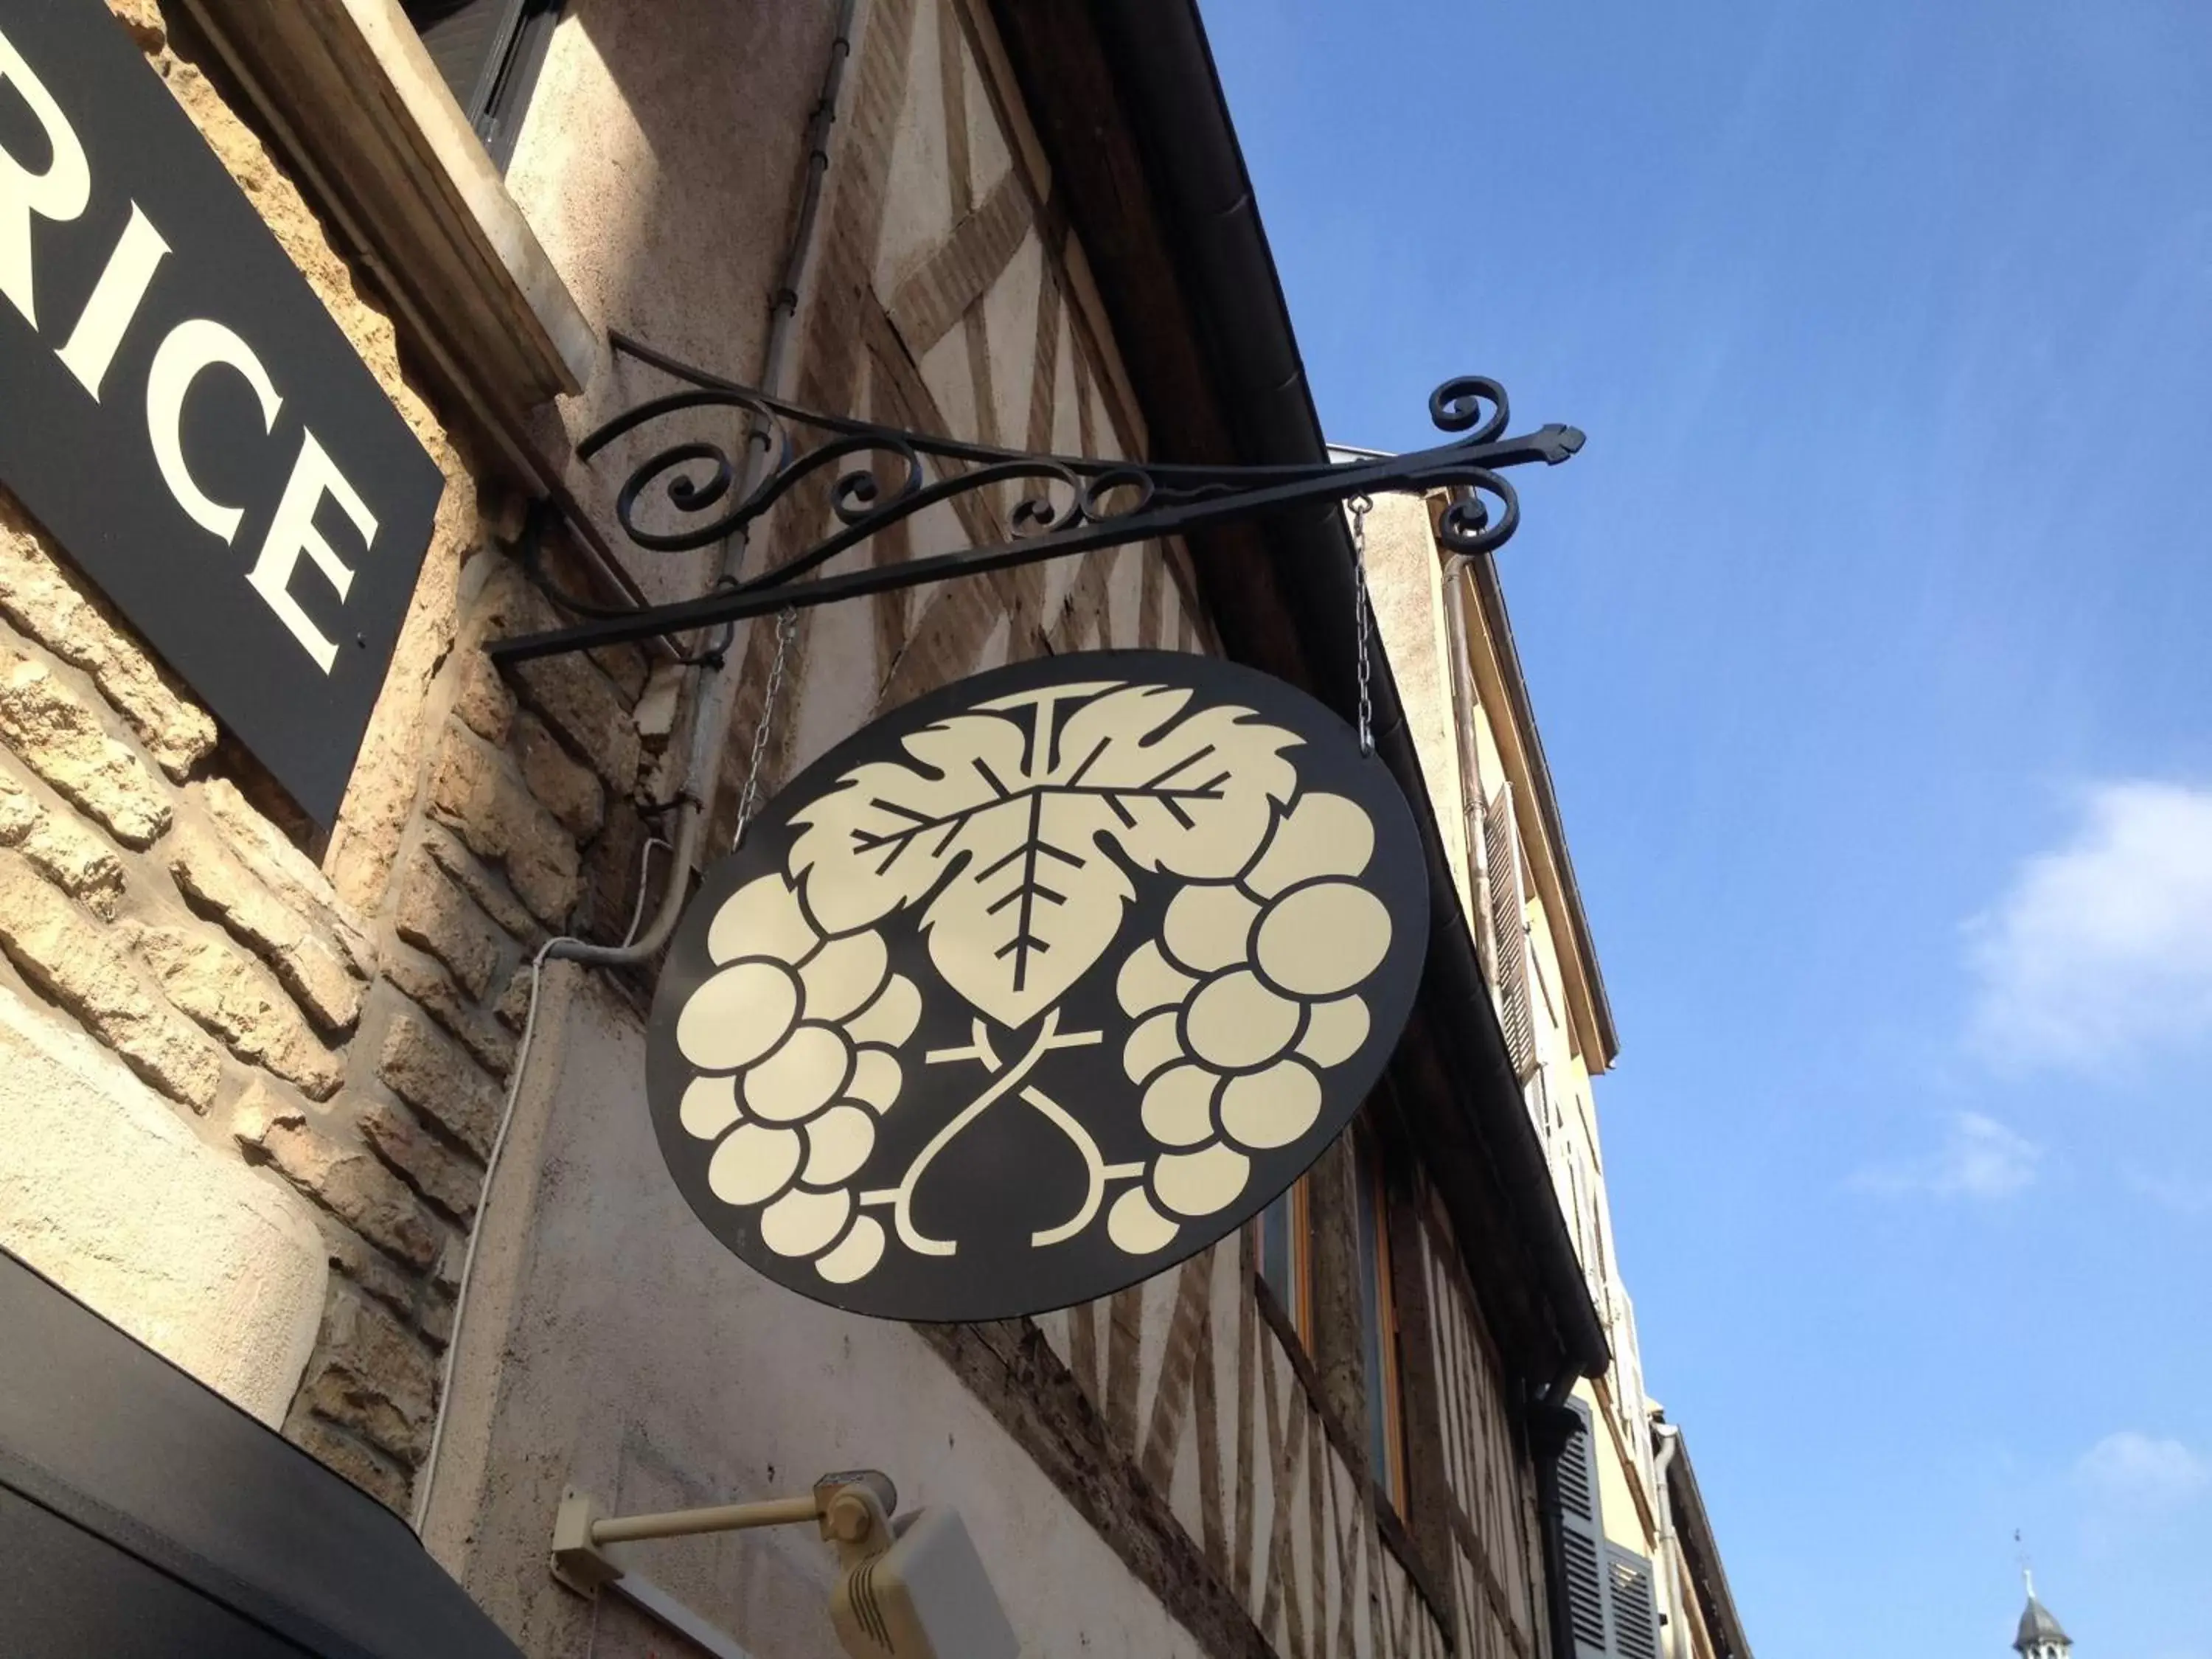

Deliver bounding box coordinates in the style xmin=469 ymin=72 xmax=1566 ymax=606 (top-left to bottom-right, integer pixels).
xmin=619 ymin=837 xmax=673 ymax=948
xmin=411 ymin=834 xmax=670 ymax=1535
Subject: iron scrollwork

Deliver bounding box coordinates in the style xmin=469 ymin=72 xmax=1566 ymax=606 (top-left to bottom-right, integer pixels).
xmin=489 ymin=333 xmax=1582 ymax=666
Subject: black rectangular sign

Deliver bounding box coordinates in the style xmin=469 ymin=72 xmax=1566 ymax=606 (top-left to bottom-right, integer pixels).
xmin=0 ymin=0 xmax=444 ymax=826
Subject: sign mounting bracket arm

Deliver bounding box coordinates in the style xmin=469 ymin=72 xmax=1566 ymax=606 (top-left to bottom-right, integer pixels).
xmin=487 ymin=333 xmax=1582 ymax=666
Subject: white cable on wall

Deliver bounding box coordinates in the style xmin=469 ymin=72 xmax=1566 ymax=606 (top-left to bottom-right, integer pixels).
xmin=411 ymin=835 xmax=669 ymax=1534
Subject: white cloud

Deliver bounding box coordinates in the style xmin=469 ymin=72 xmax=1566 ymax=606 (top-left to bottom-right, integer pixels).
xmin=1966 ymin=780 xmax=2212 ymax=1069
xmin=1850 ymin=1111 xmax=2042 ymax=1200
xmin=2124 ymin=1164 xmax=2212 ymax=1216
xmin=2076 ymin=1431 xmax=2211 ymax=1512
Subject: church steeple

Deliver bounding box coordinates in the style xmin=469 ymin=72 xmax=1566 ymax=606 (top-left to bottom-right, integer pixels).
xmin=2014 ymin=1571 xmax=2072 ymax=1659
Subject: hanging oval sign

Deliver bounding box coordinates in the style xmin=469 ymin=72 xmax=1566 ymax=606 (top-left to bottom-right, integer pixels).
xmin=646 ymin=650 xmax=1429 ymax=1321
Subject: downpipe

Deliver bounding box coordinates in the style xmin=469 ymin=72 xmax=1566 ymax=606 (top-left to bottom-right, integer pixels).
xmin=1651 ymin=1421 xmax=1687 ymax=1659
xmin=1439 ymin=552 xmax=1486 ymax=950
xmin=1528 ymin=1368 xmax=1583 ymax=1659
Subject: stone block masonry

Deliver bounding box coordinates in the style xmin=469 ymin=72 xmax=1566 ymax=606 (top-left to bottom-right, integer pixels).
xmin=168 ymin=820 xmax=366 ymax=1035
xmin=0 ymin=1 xmax=664 ymax=1516
xmin=130 ymin=921 xmax=344 ymax=1099
xmin=0 ymin=648 xmax=172 ymax=848
xmin=428 ymin=726 xmax=582 ymax=931
xmin=237 ymin=1090 xmax=447 ymax=1274
xmin=0 ymin=463 xmax=652 ymax=1512
xmin=0 ymin=493 xmax=218 ymax=779
xmin=0 ymin=756 xmax=126 ymax=917
xmin=0 ymin=849 xmax=222 ymax=1110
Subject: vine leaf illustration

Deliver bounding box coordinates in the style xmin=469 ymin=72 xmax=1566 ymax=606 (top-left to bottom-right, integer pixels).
xmin=790 ymin=681 xmax=1301 ymax=1029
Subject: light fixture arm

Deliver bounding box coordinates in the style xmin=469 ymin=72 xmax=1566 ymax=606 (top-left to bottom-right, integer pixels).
xmin=550 ymin=1472 xmax=900 ymax=1659
xmin=552 ymin=1470 xmax=896 ymax=1593
xmin=585 ymin=1492 xmax=824 ymax=1546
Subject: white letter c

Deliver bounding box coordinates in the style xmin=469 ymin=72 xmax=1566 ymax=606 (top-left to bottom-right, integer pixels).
xmin=145 ymin=317 xmax=281 ymax=543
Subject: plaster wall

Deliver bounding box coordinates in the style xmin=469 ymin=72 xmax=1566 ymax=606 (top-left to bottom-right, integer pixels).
xmin=1357 ymin=492 xmax=1475 ymax=925
xmin=431 ymin=974 xmax=1213 ymax=1659
xmin=1582 ymin=1375 xmax=1655 ymax=1557
xmin=504 ymin=0 xmax=839 ymax=607
xmin=1526 ymin=893 xmax=1573 ymax=1065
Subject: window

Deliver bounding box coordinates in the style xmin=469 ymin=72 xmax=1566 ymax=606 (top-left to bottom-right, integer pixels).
xmin=403 ymin=0 xmax=563 ymax=171
xmin=1558 ymin=1397 xmax=1611 ymax=1659
xmin=1483 ymin=784 xmax=1538 ymax=1079
xmin=1557 ymin=1395 xmax=1663 ymax=1659
xmin=1605 ymin=1545 xmax=1661 ymax=1659
xmin=1256 ymin=1178 xmax=1313 ymax=1344
xmin=1352 ymin=1133 xmax=1406 ymax=1506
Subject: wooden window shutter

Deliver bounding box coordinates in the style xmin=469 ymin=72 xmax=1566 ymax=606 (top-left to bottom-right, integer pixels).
xmin=406 ymin=0 xmax=526 ymax=122
xmin=1484 ymin=784 xmax=1539 ymax=1078
xmin=1557 ymin=1397 xmax=1613 ymax=1659
xmin=1604 ymin=1545 xmax=1663 ymax=1659
xmin=403 ymin=0 xmax=560 ymax=167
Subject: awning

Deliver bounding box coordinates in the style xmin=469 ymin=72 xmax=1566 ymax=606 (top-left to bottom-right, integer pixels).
xmin=0 ymin=1247 xmax=522 ymax=1659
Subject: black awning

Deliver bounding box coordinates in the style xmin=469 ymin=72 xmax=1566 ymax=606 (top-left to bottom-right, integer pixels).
xmin=0 ymin=1247 xmax=522 ymax=1659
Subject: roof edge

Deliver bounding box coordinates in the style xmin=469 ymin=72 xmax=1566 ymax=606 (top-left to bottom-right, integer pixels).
xmin=1667 ymin=1430 xmax=1755 ymax=1659
xmin=1464 ymin=549 xmax=1621 ymax=1067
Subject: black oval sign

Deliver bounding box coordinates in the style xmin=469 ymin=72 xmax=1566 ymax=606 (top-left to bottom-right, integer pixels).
xmin=647 ymin=650 xmax=1429 ymax=1321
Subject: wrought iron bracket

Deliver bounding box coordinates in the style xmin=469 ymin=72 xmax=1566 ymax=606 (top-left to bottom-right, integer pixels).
xmin=487 ymin=333 xmax=1583 ymax=666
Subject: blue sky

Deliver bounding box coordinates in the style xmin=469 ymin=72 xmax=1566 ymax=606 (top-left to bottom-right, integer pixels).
xmin=1200 ymin=3 xmax=2212 ymax=1656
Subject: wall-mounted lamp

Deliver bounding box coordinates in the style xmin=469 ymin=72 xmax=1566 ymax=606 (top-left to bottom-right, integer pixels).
xmin=551 ymin=1470 xmax=1018 ymax=1659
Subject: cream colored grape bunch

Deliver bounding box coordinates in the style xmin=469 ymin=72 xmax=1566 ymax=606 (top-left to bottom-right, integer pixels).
xmin=671 ymin=871 xmax=920 ymax=1285
xmin=1108 ymin=790 xmax=1391 ymax=1256
xmin=661 ymin=666 xmax=1407 ymax=1295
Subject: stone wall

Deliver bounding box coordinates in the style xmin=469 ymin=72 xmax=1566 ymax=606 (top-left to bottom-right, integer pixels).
xmin=0 ymin=0 xmax=660 ymax=1514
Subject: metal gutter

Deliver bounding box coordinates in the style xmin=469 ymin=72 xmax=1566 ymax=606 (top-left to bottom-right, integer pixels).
xmin=1082 ymin=0 xmax=1610 ymax=1380
xmin=1666 ymin=1431 xmax=1756 ymax=1659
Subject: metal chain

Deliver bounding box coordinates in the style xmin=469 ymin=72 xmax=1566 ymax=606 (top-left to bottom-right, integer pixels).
xmin=731 ymin=607 xmax=799 ymax=849
xmin=1350 ymin=495 xmax=1374 ymax=757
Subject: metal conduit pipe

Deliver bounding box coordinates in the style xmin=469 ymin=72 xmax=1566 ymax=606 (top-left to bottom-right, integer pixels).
xmin=1441 ymin=552 xmax=1489 ymax=939
xmin=548 ymin=0 xmax=856 ymax=972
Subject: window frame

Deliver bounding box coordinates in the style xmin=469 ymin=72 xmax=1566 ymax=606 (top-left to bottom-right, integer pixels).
xmin=172 ymin=0 xmax=593 ymax=402
xmin=402 ymin=0 xmax=565 ymax=173
xmin=1352 ymin=1129 xmax=1409 ymax=1510
xmin=1255 ymin=1175 xmax=1315 ymax=1347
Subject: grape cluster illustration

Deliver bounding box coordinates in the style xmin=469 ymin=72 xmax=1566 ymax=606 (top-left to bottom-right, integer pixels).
xmin=662 ymin=669 xmax=1409 ymax=1297
xmin=1106 ymin=789 xmax=1391 ymax=1256
xmin=672 ymin=871 xmax=920 ymax=1284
